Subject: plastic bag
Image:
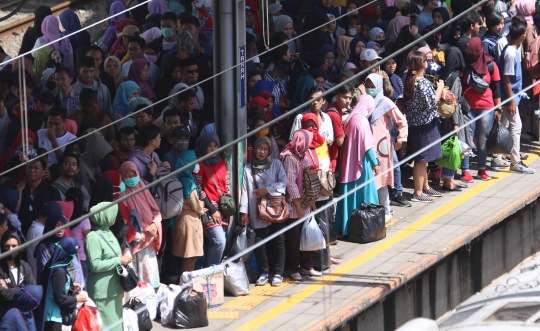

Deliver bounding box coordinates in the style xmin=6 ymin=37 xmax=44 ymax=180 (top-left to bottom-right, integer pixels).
xmin=160 ymin=285 xmax=181 ymax=326
xmin=130 ymin=283 xmax=158 ymax=321
xmin=172 ymin=287 xmax=209 ymax=329
xmin=228 ymin=226 xmax=255 ymax=262
xmin=435 ymin=135 xmax=461 ymax=170
xmin=315 ymin=209 xmax=337 ymax=245
xmin=349 ymin=203 xmax=386 ymax=244
xmin=459 ymin=139 xmax=472 ymax=156
xmin=224 ymin=259 xmax=250 ymax=296
xmin=72 ymin=304 xmax=100 ymax=331
xmin=300 ymin=216 xmax=326 ymax=251
xmin=155 ymin=283 xmax=171 ymax=318
xmin=487 ymin=120 xmax=514 ymax=154
xmin=123 ymin=308 xmax=139 ymax=331
xmin=124 ymin=297 xmax=153 ymax=331
xmin=312 ymin=247 xmax=331 ymax=271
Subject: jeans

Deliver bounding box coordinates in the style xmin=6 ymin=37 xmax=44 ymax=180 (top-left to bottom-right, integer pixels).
xmin=390 ymin=149 xmax=403 ymax=199
xmin=441 ymin=167 xmax=455 ymax=179
xmin=501 ymin=105 xmax=522 ymax=164
xmin=462 ymin=154 xmax=470 ymax=171
xmin=203 ymin=226 xmax=226 ymax=267
xmin=469 ymin=109 xmax=494 ymax=169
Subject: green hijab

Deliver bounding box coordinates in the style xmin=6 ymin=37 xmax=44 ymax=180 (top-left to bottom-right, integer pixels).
xmin=175 ymin=150 xmax=198 ymax=200
xmin=89 ymin=202 xmax=119 ymax=230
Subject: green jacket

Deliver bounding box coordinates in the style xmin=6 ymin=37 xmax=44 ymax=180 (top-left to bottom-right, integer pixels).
xmin=85 ymin=202 xmax=123 ymax=299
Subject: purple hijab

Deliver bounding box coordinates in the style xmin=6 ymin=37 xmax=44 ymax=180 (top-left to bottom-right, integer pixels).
xmin=148 ymin=0 xmax=166 ymax=15
xmin=127 ymin=59 xmax=156 ymax=100
xmin=108 ymin=1 xmax=127 ymax=27
xmin=41 ymin=16 xmax=73 ymax=74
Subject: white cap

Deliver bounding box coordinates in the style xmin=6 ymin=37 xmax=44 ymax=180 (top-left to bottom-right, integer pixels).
xmin=360 ymin=49 xmax=382 ymax=62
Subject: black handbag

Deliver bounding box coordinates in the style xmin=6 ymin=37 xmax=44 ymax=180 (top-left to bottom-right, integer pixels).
xmin=348 ymin=203 xmax=386 ymax=244
xmin=95 ymin=231 xmax=139 ymax=292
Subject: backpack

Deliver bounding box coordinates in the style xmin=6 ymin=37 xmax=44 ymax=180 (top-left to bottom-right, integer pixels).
xmin=526 ymin=34 xmax=540 ymax=78
xmin=132 ymin=154 xmax=184 ymax=219
xmin=52 ymin=182 xmax=82 ymax=196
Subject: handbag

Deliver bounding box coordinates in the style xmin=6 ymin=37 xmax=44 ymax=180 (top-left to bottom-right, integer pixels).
xmin=252 ymin=165 xmax=289 ymax=223
xmin=437 ymin=86 xmax=457 ymax=119
xmin=203 ymin=163 xmax=236 ymax=218
xmin=95 ymin=231 xmax=139 ymax=292
xmin=307 ymin=150 xmax=335 ymax=196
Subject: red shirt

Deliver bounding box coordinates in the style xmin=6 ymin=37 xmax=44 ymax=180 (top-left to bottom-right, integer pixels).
xmin=195 ymin=159 xmax=228 ymax=203
xmin=462 ymin=62 xmax=500 ymax=110
xmin=325 ymin=104 xmax=345 ymax=171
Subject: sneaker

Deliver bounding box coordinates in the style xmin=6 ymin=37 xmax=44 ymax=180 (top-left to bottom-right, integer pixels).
xmin=390 ymin=195 xmax=412 ymax=207
xmin=423 ymin=188 xmax=443 ymax=197
xmin=256 ymin=274 xmax=269 ymax=286
xmin=385 ymin=214 xmax=393 ymax=223
xmin=510 ymin=161 xmax=536 ymax=174
xmin=301 ymin=268 xmax=322 ymax=277
xmin=490 ymin=157 xmax=510 ymax=171
xmin=411 ymin=194 xmax=434 ymax=203
xmin=477 ymin=169 xmax=491 ymax=181
xmin=461 ymin=171 xmax=474 ymax=183
xmin=271 ymin=275 xmax=283 ymax=287
xmin=290 ymin=272 xmax=302 ymax=281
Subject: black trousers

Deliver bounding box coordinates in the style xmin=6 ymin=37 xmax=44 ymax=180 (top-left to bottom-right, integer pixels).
xmin=253 ymin=222 xmax=285 ymax=275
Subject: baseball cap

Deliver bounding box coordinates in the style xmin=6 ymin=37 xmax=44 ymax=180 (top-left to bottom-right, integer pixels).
xmin=119 ymin=25 xmax=140 ymax=37
xmin=268 ymin=3 xmax=283 ymax=14
xmin=171 ymin=126 xmax=191 ymax=139
xmin=360 ymin=49 xmax=382 ymax=62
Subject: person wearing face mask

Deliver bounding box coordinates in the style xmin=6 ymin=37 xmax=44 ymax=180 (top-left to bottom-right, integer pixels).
xmin=247 ymin=114 xmax=280 ymax=163
xmin=143 ymin=43 xmax=161 ymax=67
xmin=0 ymin=231 xmax=36 ymax=317
xmin=36 ymin=236 xmax=87 ymax=331
xmin=118 ymin=161 xmax=162 ymax=289
xmin=163 ymin=126 xmax=191 ymax=167
xmin=364 ymin=74 xmax=408 ymax=219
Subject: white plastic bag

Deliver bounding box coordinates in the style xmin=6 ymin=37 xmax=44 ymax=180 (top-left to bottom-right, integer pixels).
xmin=130 ymin=283 xmax=158 ymax=321
xmin=156 ymin=283 xmax=171 ymax=316
xmin=459 ymin=139 xmax=472 ymax=156
xmin=160 ymin=284 xmax=181 ymax=325
xmin=300 ymin=216 xmax=326 ymax=251
xmin=123 ymin=308 xmax=139 ymax=331
xmin=224 ymin=259 xmax=250 ymax=296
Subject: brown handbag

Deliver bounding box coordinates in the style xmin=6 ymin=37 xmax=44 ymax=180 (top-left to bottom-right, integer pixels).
xmin=252 ymin=165 xmax=290 ymax=223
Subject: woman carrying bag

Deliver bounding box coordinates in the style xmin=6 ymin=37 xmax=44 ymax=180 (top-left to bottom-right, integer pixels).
xmin=86 ymin=202 xmax=131 ymax=331
xmin=239 ymin=136 xmax=288 ymax=287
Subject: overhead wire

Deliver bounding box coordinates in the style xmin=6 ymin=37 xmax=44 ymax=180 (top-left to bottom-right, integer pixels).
xmin=0 ymin=0 xmax=380 ymax=177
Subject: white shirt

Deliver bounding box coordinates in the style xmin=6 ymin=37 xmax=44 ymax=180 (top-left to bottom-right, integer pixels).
xmin=37 ymin=129 xmax=77 ymax=166
xmin=121 ymin=59 xmax=161 ymax=88
xmin=26 ymin=221 xmax=44 ymax=278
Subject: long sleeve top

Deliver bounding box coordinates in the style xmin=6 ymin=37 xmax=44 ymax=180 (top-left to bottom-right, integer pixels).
xmin=85 ymin=230 xmax=123 ymax=300
xmin=282 ymin=155 xmax=311 ymax=219
xmin=239 ymin=160 xmax=287 ymax=229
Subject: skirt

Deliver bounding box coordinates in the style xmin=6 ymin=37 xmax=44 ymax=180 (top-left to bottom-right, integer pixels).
xmin=96 ymin=295 xmax=123 ymax=331
xmin=407 ymin=120 xmax=443 ymax=163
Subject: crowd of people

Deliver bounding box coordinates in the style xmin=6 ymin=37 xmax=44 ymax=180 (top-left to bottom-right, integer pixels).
xmin=0 ymin=0 xmax=537 ymax=329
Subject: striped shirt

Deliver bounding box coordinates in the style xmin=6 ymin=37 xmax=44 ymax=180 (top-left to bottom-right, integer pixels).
xmin=282 ymin=155 xmax=311 ymax=219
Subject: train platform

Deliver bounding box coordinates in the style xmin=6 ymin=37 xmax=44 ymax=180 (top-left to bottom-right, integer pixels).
xmin=153 ymin=141 xmax=540 ymax=331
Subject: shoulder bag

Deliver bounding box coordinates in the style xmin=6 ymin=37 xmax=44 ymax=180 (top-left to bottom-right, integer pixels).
xmin=95 ymin=231 xmax=139 ymax=292
xmin=202 ymin=163 xmax=236 ymax=218
xmin=307 ymin=150 xmax=335 ymax=197
xmin=252 ymin=165 xmax=289 ymax=223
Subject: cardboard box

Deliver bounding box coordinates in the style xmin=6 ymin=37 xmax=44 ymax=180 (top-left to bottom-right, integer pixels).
xmin=181 ymin=266 xmax=224 ymax=308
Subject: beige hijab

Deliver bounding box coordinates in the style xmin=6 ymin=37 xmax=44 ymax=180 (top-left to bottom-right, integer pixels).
xmin=336 ymin=36 xmax=353 ymax=67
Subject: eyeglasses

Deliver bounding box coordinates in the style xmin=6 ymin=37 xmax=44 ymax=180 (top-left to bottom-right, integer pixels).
xmin=128 ymin=47 xmax=141 ymax=52
xmin=186 ymin=69 xmax=199 ymax=74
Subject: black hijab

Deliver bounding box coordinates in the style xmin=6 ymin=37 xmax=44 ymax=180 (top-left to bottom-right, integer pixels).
xmin=438 ymin=47 xmax=466 ymax=81
xmin=19 ymin=6 xmax=52 ymax=56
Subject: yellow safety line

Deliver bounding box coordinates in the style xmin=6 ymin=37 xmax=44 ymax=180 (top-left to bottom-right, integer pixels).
xmin=236 ymin=153 xmax=540 ymax=331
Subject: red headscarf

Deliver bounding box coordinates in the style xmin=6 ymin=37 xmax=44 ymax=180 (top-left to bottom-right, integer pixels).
xmin=301 ymin=113 xmax=325 ymax=149
xmin=465 ymin=37 xmax=493 ymax=76
xmin=249 ymin=96 xmax=270 ymax=109
xmin=257 ymin=90 xmax=274 ymax=103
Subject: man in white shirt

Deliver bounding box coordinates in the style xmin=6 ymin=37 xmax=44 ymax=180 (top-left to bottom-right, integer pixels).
xmin=37 ymin=106 xmax=76 ymax=166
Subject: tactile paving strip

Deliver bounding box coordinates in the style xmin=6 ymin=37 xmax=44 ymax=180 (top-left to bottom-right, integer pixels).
xmin=219 ymin=279 xmax=294 ymax=311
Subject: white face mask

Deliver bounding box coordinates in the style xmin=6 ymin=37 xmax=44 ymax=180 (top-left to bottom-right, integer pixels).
xmin=193 ymin=163 xmax=200 ymax=173
xmin=349 ymin=28 xmax=357 ymax=36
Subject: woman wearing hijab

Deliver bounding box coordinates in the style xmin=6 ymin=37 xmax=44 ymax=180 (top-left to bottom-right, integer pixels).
xmin=393 ymin=20 xmax=430 ymax=75
xmin=275 ymin=15 xmax=300 ymax=54
xmin=290 ymin=75 xmax=316 ymax=112
xmin=148 ymin=0 xmax=166 ymax=15
xmin=321 ymin=44 xmax=341 ymax=81
xmin=99 ymin=1 xmax=127 ymax=53
xmin=127 ymin=59 xmax=156 ymax=100
xmin=119 ymin=161 xmax=162 ymax=288
xmin=32 ymin=16 xmax=74 ymax=79
xmin=462 ymin=37 xmax=501 ymax=182
xmin=36 ymin=237 xmax=86 ymax=331
xmin=335 ymin=96 xmax=379 ymax=235
xmin=343 ymin=37 xmax=367 ymax=70
xmin=0 ymin=285 xmax=42 ymax=331
xmin=59 ymin=9 xmax=90 ymax=55
xmin=64 ymin=187 xmax=91 ymax=280
xmin=170 ymin=150 xmax=205 ymax=278
xmin=335 ymin=35 xmax=353 ymax=69
xmin=386 ymin=16 xmax=410 ymax=43
xmin=113 ymin=81 xmax=140 ymax=123
xmin=240 ymin=136 xmax=287 ymax=286
xmin=0 ymin=231 xmax=36 ymax=317
xmin=153 ymin=58 xmax=183 ymax=114
xmin=192 ymin=133 xmax=229 ymax=267
xmin=86 ymin=202 xmax=130 ymax=331
xmin=104 ymin=56 xmax=125 ymax=89
xmin=279 ymin=129 xmax=321 ymax=280
xmin=432 ymin=7 xmax=452 ymax=44
xmin=247 ymin=115 xmax=280 ymax=163
xmin=19 ymin=6 xmax=52 ymax=57
xmin=364 ymin=74 xmax=408 ymax=221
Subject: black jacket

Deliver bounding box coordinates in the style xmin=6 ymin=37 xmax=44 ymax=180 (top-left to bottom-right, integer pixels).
xmin=19 ymin=182 xmax=61 ymax=234
xmin=0 ymin=260 xmax=36 ymax=317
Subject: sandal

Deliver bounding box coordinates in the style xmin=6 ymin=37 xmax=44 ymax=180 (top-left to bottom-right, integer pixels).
xmin=330 ymin=256 xmax=341 ymax=265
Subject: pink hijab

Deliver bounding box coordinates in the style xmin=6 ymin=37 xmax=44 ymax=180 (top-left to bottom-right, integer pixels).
xmin=516 ymin=0 xmax=536 ymax=25
xmin=127 ymin=59 xmax=156 ymax=100
xmin=41 ymin=16 xmax=73 ymax=74
xmin=119 ymin=161 xmax=162 ymax=254
xmin=387 ymin=16 xmax=410 ymax=41
xmin=340 ymin=95 xmax=376 ymax=183
xmin=280 ymin=129 xmax=314 ymax=191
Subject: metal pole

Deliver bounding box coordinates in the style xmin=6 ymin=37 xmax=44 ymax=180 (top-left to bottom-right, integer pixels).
xmin=236 ymin=0 xmax=247 ymax=216
xmin=214 ymin=0 xmax=239 ymax=229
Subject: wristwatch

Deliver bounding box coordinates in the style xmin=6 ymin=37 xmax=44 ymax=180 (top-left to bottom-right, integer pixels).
xmin=495 ymin=108 xmax=503 ymax=113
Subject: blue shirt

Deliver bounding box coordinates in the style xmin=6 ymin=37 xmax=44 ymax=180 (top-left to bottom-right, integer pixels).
xmin=498 ymin=44 xmax=522 ymax=105
xmin=415 ymin=12 xmax=434 ymax=34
